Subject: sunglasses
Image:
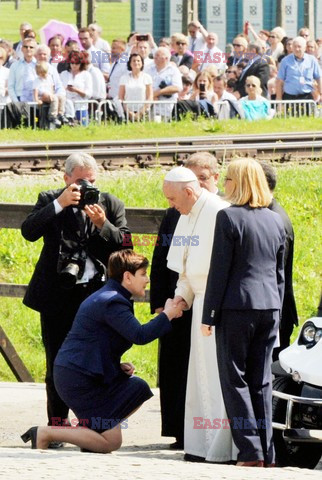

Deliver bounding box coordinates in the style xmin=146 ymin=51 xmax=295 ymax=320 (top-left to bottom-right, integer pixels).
xmin=233 ymin=43 xmax=243 ymax=47
xmin=23 ymin=45 xmax=34 ymax=49
xmin=176 ymin=41 xmax=186 ymax=46
xmin=246 ymin=83 xmax=256 ymax=87
xmin=227 ymin=70 xmax=235 ymax=73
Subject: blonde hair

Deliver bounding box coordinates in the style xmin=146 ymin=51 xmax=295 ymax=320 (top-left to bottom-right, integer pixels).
xmin=36 ymin=61 xmax=48 ymax=75
xmin=245 ymin=75 xmax=262 ymax=95
xmin=225 ymin=158 xmax=271 ymax=207
xmin=0 ymin=46 xmax=7 ymax=62
xmin=193 ymin=70 xmax=213 ymax=90
xmin=271 ymin=27 xmax=286 ymax=41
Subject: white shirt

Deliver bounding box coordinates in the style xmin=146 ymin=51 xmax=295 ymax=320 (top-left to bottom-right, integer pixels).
xmin=108 ymin=59 xmax=128 ymax=99
xmin=119 ymin=71 xmax=152 ymax=112
xmin=0 ymin=66 xmax=10 ymax=104
xmin=60 ymin=70 xmax=93 ymax=103
xmin=217 ymin=90 xmax=241 ymax=119
xmin=188 ymin=32 xmax=206 ymax=53
xmin=119 ymin=71 xmax=152 ymax=101
xmin=94 ymin=37 xmax=111 ymax=54
xmin=88 ymin=64 xmax=106 ymax=100
xmin=33 ymin=75 xmax=54 ymax=97
xmin=199 ymin=45 xmax=226 ymax=73
xmin=147 ymin=62 xmax=182 ymax=117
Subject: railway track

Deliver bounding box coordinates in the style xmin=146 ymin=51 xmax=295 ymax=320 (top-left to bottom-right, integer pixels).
xmin=0 ymin=132 xmax=321 ymax=173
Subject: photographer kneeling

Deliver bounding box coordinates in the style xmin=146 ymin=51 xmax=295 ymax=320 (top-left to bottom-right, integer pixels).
xmin=21 ymin=153 xmax=132 ymax=440
xmin=21 ymin=250 xmax=184 ymax=453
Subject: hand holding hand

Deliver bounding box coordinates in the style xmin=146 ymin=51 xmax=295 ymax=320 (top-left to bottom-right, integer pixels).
xmin=121 ymin=362 xmax=135 ymax=376
xmin=57 ymin=184 xmax=81 ymax=208
xmin=84 ymin=204 xmax=106 ymax=229
xmin=201 ymin=324 xmax=213 ymax=336
xmin=173 ymin=296 xmax=188 ymax=310
xmin=163 ymin=298 xmax=183 ymax=320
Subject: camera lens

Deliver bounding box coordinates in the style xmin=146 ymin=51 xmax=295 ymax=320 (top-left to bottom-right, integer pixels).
xmin=60 ymin=262 xmax=80 ymax=289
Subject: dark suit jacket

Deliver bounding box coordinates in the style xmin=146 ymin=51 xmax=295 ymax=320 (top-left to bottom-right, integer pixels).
xmin=171 ymin=53 xmax=194 ymax=69
xmin=55 ymin=279 xmax=172 ymax=385
xmin=236 ymin=58 xmax=270 ymax=98
xmin=21 ymin=188 xmax=131 ymax=314
xmin=202 ymin=204 xmax=285 ymax=325
xmin=269 ymin=198 xmax=298 ymax=327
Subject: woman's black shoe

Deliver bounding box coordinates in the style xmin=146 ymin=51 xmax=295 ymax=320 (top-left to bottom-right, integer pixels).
xmin=21 ymin=427 xmax=38 ymax=449
xmin=184 ymin=453 xmax=206 ymax=462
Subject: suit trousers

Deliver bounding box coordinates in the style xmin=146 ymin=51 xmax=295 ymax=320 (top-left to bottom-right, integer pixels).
xmin=215 ymin=309 xmax=279 ymax=464
xmin=40 ymin=280 xmax=104 ymax=426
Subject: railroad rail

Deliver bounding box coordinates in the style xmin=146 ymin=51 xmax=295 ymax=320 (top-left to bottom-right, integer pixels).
xmin=0 ymin=132 xmax=321 ymax=173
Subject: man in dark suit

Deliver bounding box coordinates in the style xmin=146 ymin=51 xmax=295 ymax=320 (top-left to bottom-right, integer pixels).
xmin=235 ymin=43 xmax=269 ymax=98
xmin=261 ymin=163 xmax=298 ymax=359
xmin=21 ymin=152 xmax=131 ymax=436
xmin=150 ymin=152 xmax=220 ymax=451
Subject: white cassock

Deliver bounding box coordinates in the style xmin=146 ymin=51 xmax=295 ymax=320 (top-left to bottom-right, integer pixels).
xmin=167 ymin=189 xmax=238 ymax=462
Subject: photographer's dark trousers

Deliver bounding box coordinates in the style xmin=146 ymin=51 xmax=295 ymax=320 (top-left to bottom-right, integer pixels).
xmin=40 ymin=280 xmax=104 ymax=426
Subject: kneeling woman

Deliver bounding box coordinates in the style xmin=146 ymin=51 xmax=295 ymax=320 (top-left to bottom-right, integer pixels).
xmin=22 ymin=250 xmax=183 ymax=453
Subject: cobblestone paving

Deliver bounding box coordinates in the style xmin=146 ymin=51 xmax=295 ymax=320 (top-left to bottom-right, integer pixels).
xmin=0 ymin=383 xmax=321 ymax=480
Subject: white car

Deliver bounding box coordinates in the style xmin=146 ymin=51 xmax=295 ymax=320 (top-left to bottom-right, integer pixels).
xmin=272 ymin=316 xmax=322 ymax=468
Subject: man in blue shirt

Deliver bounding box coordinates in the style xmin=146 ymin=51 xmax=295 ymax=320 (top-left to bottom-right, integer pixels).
xmin=276 ymin=36 xmax=322 ymax=101
xmin=8 ymin=37 xmax=37 ymax=102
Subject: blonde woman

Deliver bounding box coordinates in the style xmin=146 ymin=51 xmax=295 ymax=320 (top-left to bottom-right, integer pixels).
xmin=239 ymin=75 xmax=270 ymax=120
xmin=266 ymin=27 xmax=286 ymax=61
xmin=188 ymin=70 xmax=218 ymax=116
xmin=202 ymin=158 xmax=285 ymax=467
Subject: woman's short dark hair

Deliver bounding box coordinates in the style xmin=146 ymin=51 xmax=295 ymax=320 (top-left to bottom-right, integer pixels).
xmin=127 ymin=53 xmax=144 ymax=71
xmin=67 ymin=50 xmax=89 ymax=71
xmin=108 ymin=250 xmax=149 ymax=283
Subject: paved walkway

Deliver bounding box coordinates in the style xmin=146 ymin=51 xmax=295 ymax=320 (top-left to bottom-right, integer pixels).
xmin=0 ymin=382 xmax=321 ymax=479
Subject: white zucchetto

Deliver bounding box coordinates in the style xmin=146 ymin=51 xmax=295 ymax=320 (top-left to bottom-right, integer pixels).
xmin=164 ymin=166 xmax=198 ymax=183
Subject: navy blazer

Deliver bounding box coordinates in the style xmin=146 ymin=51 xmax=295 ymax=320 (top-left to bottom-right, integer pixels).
xmin=202 ymin=204 xmax=285 ymax=325
xmin=55 ymin=279 xmax=172 ymax=385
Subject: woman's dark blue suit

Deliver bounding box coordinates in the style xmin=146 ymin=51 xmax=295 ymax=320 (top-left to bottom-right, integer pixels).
xmin=54 ymin=279 xmax=172 ymax=432
xmin=202 ymin=204 xmax=285 ymax=465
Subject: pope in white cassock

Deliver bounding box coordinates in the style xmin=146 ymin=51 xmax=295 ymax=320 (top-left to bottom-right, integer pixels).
xmin=163 ymin=166 xmax=237 ymax=462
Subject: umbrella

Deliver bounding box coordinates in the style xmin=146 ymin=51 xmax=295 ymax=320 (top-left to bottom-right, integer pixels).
xmin=39 ymin=19 xmax=82 ymax=48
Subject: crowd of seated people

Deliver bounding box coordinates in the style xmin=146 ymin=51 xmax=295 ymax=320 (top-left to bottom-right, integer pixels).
xmin=0 ymin=20 xmax=321 ymax=128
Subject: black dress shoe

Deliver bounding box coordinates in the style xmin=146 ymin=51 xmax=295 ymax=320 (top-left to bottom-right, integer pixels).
xmin=184 ymin=453 xmax=206 ymax=462
xmin=169 ymin=440 xmax=184 ymax=450
xmin=21 ymin=427 xmax=38 ymax=449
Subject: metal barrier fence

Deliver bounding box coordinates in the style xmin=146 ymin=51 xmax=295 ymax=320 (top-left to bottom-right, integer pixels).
xmin=0 ymin=100 xmax=99 ymax=129
xmin=270 ymin=99 xmax=318 ymax=118
xmin=0 ymin=98 xmax=320 ymax=129
xmin=97 ymin=100 xmax=179 ymax=124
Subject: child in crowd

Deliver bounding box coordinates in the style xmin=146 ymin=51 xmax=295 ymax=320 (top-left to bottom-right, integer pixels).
xmin=33 ymin=61 xmax=66 ymax=127
xmin=178 ymin=75 xmax=193 ymax=100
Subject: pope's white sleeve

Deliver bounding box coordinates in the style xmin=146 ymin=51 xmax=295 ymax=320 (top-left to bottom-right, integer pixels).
xmin=174 ymin=271 xmax=194 ymax=308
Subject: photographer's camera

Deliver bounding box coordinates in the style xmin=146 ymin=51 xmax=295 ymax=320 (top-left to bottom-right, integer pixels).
xmin=76 ymin=179 xmax=100 ymax=209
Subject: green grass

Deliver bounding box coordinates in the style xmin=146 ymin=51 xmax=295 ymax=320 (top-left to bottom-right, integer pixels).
xmin=0 ymin=0 xmax=131 ymax=44
xmin=0 ymin=165 xmax=321 ymax=385
xmin=0 ymin=116 xmax=322 ymax=144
